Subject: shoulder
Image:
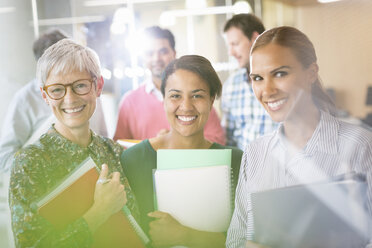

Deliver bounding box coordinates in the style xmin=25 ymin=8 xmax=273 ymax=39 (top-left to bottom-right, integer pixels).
xmin=224 ymin=69 xmax=247 ymax=86
xmin=93 ymin=134 xmax=124 ymax=155
xmin=12 ymin=141 xmax=49 ymax=179
xmin=9 ymin=82 xmax=37 ymax=107
xmin=242 ymin=132 xmax=277 ymax=163
xmin=118 ymin=85 xmax=147 ymax=109
xmin=321 ymin=112 xmax=372 ymax=146
xmin=338 ymin=120 xmax=372 ymax=145
xmin=124 ymin=85 xmax=146 ymax=100
xmin=121 ymin=139 xmax=155 ymax=163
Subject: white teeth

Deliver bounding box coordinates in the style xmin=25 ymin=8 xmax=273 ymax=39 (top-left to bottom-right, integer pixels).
xmin=177 ymin=115 xmax=196 ymax=122
xmin=63 ymin=106 xmax=84 ymax=114
xmin=267 ymin=99 xmax=286 ymax=110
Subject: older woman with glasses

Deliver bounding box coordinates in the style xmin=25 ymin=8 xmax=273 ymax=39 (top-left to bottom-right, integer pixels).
xmin=9 ymin=39 xmax=139 ymax=247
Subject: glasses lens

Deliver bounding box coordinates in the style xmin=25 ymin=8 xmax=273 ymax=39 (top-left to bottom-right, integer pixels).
xmin=72 ymin=80 xmax=92 ymax=95
xmin=47 ymin=85 xmax=65 ymax=99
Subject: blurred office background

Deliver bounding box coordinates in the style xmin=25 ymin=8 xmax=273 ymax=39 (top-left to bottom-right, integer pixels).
xmin=0 ymin=0 xmax=372 ymax=247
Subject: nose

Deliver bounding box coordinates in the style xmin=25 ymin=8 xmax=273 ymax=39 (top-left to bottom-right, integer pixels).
xmin=151 ymin=51 xmax=160 ymax=62
xmin=179 ymin=97 xmax=193 ymax=111
xmin=63 ymin=86 xmax=78 ymax=102
xmin=228 ymin=46 xmax=235 ymax=57
xmin=262 ymin=79 xmax=277 ymax=97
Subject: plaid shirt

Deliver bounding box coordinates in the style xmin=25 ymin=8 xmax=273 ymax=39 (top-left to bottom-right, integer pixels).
xmin=221 ymin=68 xmax=278 ymax=150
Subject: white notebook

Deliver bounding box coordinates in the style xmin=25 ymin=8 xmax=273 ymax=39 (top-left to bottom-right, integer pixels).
xmin=153 ymin=165 xmax=232 ymax=233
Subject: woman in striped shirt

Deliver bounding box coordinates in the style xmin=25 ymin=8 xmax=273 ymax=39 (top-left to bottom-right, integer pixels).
xmin=226 ymin=26 xmax=372 ymax=248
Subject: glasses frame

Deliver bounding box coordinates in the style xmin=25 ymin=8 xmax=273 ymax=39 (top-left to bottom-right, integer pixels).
xmin=43 ymin=78 xmax=96 ymax=100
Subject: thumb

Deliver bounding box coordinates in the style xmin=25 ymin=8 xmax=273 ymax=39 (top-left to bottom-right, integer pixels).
xmin=99 ymin=164 xmax=109 ymax=179
xmin=148 ymin=211 xmax=168 ymax=219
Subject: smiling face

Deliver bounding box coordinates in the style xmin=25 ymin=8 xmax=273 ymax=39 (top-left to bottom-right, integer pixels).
xmin=225 ymin=27 xmax=255 ymax=69
xmin=143 ymin=38 xmax=176 ymax=80
xmin=163 ymin=69 xmax=214 ymax=138
xmin=41 ymin=69 xmax=103 ymax=135
xmin=250 ymin=43 xmax=318 ymax=123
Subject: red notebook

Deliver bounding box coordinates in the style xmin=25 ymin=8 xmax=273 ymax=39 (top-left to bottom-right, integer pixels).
xmin=36 ymin=157 xmax=149 ymax=248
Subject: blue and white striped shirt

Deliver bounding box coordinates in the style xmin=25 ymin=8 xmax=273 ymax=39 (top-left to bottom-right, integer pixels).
xmin=221 ymin=69 xmax=278 ymax=150
xmin=227 ymin=111 xmax=372 ymax=248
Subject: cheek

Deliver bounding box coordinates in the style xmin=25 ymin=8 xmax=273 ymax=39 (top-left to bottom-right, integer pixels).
xmin=252 ymin=83 xmax=262 ymax=100
xmin=48 ymin=100 xmax=59 ymax=109
xmin=287 ymin=77 xmax=307 ymax=95
xmin=164 ymin=100 xmax=176 ymax=113
xmin=197 ymin=100 xmax=212 ymax=114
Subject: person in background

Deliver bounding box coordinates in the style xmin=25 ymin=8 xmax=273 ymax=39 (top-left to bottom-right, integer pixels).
xmin=114 ymin=26 xmax=226 ymax=145
xmin=9 ymin=39 xmax=138 ymax=247
xmin=222 ymin=14 xmax=278 ymax=150
xmin=226 ymin=26 xmax=372 ymax=248
xmin=121 ymin=55 xmax=242 ymax=248
xmin=0 ymin=29 xmax=107 ymax=172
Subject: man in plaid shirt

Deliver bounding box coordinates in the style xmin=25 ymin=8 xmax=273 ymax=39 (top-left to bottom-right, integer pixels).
xmin=221 ymin=14 xmax=278 ymax=150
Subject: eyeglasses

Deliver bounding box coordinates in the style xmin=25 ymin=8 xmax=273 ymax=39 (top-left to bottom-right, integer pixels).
xmin=43 ymin=78 xmax=95 ymax=100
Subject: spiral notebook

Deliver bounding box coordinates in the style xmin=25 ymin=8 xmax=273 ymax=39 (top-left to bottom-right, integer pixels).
xmin=154 ymin=149 xmax=233 ymax=233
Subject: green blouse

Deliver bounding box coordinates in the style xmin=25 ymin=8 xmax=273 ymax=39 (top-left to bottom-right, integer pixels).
xmin=121 ymin=139 xmax=243 ymax=235
xmin=9 ymin=126 xmax=139 ymax=248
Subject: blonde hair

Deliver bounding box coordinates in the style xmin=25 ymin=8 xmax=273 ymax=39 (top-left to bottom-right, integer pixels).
xmin=36 ymin=39 xmax=101 ymax=87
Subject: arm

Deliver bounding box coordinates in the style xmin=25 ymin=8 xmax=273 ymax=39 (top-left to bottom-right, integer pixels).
xmin=220 ymin=81 xmax=237 ymax=147
xmin=0 ymin=94 xmax=33 ymax=172
xmin=9 ymin=151 xmax=126 ymax=248
xmin=204 ymin=107 xmax=226 ymax=145
xmin=359 ymin=142 xmax=372 ymax=247
xmin=148 ymin=211 xmax=226 ymax=248
xmin=226 ymin=152 xmax=253 ymax=248
xmin=83 ymin=165 xmax=127 ymax=232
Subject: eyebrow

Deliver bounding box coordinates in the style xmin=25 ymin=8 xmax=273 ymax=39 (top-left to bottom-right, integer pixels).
xmin=168 ymin=89 xmax=181 ymax=93
xmin=167 ymin=89 xmax=207 ymax=93
xmin=270 ymin=66 xmax=290 ymax=74
xmin=250 ymin=65 xmax=291 ymax=77
xmin=191 ymin=89 xmax=207 ymax=93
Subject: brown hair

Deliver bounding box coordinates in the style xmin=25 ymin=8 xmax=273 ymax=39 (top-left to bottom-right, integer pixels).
xmin=251 ymin=26 xmax=336 ymax=114
xmin=33 ymin=29 xmax=68 ymax=60
xmin=161 ymin=55 xmax=222 ymax=98
xmin=224 ymin=14 xmax=265 ymax=40
xmin=144 ymin=26 xmax=175 ymax=51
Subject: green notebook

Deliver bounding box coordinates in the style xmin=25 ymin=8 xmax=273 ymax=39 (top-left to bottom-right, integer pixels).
xmin=157 ymin=149 xmax=232 ymax=170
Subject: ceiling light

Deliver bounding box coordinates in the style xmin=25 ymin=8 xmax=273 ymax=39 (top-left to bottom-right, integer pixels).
xmin=159 ymin=2 xmax=252 ymax=26
xmin=84 ymin=0 xmax=173 ymax=7
xmin=233 ymin=1 xmax=252 ymax=14
xmin=0 ymin=7 xmax=15 ymax=14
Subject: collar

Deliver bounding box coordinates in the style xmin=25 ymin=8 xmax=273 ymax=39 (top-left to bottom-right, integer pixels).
xmin=274 ymin=110 xmax=339 ymax=155
xmin=145 ymin=78 xmax=163 ymax=101
xmin=42 ymin=125 xmax=100 ymax=153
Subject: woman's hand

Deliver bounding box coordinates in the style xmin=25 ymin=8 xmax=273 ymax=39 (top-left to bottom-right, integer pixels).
xmin=148 ymin=211 xmax=189 ymax=247
xmin=83 ymin=164 xmax=127 ymax=232
xmin=93 ymin=164 xmax=127 ymax=215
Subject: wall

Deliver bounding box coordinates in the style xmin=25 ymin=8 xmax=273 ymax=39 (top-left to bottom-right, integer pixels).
xmin=295 ymin=0 xmax=372 ymax=118
xmin=262 ymin=0 xmax=372 ymax=119
xmin=0 ymin=0 xmax=35 ymax=130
